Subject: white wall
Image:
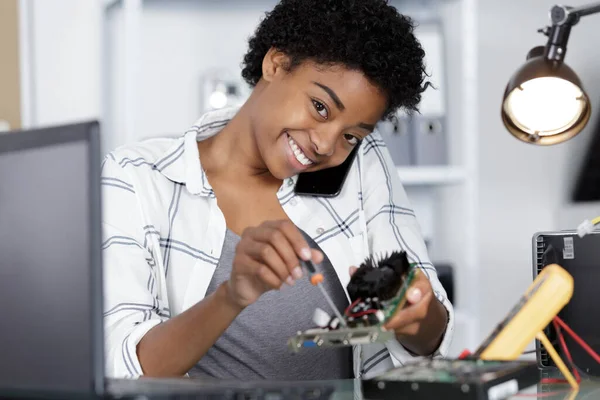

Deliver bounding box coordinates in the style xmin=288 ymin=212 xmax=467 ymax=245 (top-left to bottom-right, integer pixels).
xmin=107 ymin=1 xmax=453 ymax=143
xmin=476 ymin=0 xmax=600 ymax=339
xmin=25 ymin=0 xmax=102 ymax=128
xmin=137 ymin=0 xmax=278 ymax=138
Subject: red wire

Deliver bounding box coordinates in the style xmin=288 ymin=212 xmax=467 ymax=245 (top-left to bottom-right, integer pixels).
xmin=554 ymin=320 xmax=581 ymax=382
xmin=554 ymin=316 xmax=600 ymax=364
xmin=540 ymin=378 xmax=570 ymax=384
xmin=512 ymin=390 xmax=571 ymax=398
xmin=348 ymin=310 xmax=378 ymax=318
xmin=345 ymin=298 xmax=361 ymax=316
xmin=540 ymin=317 xmax=584 ymax=385
xmin=496 ymin=315 xmax=600 ymax=397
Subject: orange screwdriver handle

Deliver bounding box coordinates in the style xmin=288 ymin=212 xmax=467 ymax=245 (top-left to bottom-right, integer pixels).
xmin=310 ymin=273 xmax=324 ymax=285
xmin=301 ymin=260 xmax=324 ymax=285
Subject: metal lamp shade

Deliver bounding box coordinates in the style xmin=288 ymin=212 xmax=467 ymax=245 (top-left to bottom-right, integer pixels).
xmin=501 ymin=54 xmax=591 ymax=145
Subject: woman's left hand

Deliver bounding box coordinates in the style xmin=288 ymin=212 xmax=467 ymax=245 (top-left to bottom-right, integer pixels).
xmin=348 ymin=266 xmax=448 ymax=356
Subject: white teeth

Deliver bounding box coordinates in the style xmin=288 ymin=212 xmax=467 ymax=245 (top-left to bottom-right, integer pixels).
xmin=288 ymin=136 xmax=313 ymax=166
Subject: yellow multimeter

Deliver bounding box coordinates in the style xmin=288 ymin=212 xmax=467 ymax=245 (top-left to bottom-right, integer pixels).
xmin=472 ymin=264 xmax=573 ymax=361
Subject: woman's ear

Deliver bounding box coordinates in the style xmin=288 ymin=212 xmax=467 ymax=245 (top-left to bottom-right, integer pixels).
xmin=262 ymin=47 xmax=291 ymax=83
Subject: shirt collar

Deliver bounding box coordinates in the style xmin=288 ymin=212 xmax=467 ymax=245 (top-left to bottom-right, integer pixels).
xmin=158 ymin=107 xmax=237 ymax=197
xmin=158 ymin=106 xmax=299 ymax=198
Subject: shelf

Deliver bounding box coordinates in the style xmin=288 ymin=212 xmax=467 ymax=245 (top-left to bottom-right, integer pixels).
xmin=397 ymin=166 xmax=466 ymax=186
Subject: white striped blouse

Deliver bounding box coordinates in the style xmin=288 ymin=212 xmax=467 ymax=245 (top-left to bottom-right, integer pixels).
xmin=101 ymin=106 xmax=454 ymax=379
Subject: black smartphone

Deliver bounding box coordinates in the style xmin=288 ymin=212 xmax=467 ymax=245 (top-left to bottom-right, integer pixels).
xmin=294 ymin=144 xmax=360 ymax=197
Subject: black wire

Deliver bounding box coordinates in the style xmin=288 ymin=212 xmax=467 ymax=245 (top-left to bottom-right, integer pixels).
xmin=521 ymin=341 xmax=559 ymax=355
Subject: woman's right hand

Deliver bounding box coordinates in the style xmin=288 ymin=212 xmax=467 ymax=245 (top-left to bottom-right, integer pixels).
xmin=225 ymin=220 xmax=324 ymax=309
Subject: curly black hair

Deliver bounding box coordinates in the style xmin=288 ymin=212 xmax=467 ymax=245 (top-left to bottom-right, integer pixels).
xmin=241 ymin=0 xmax=430 ymax=119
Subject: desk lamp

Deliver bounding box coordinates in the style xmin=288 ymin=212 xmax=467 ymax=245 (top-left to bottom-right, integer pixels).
xmin=502 ymin=2 xmax=600 ymax=145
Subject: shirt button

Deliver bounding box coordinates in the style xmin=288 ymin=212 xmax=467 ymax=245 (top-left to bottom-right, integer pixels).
xmin=287 ymin=179 xmax=294 ymax=186
xmin=289 ymin=198 xmax=298 ymax=206
xmin=316 ymin=227 xmax=325 ymax=235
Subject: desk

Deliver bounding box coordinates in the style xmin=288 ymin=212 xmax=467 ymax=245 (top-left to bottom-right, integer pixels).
xmin=105 ymin=374 xmax=600 ymax=400
xmin=11 ymin=374 xmax=600 ymax=399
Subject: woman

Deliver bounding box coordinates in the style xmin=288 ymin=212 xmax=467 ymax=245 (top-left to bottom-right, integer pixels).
xmin=102 ymin=0 xmax=453 ymax=381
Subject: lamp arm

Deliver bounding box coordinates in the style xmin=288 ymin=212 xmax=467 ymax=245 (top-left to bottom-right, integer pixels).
xmin=539 ymin=2 xmax=600 ymax=63
xmin=568 ymin=2 xmax=600 ymax=19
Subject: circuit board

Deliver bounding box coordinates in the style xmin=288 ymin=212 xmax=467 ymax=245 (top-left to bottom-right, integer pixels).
xmin=288 ymin=252 xmax=418 ymax=352
xmin=362 ymin=359 xmax=540 ymax=400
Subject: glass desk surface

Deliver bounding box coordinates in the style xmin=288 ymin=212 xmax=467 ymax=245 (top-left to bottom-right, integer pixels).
xmin=7 ymin=371 xmax=599 ymax=399
xmin=104 ymin=374 xmax=599 ymax=400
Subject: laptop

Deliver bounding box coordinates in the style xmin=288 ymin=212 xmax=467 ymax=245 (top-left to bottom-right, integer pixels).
xmin=0 ymin=122 xmax=335 ymax=399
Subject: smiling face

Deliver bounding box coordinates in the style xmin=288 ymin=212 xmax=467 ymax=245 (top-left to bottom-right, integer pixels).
xmin=248 ymin=49 xmax=388 ymax=180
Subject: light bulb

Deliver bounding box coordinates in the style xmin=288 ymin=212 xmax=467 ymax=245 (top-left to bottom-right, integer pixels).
xmin=504 ymin=77 xmax=586 ymax=136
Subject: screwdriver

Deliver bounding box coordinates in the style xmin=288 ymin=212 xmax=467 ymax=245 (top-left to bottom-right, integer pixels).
xmin=300 ymin=259 xmax=348 ymax=328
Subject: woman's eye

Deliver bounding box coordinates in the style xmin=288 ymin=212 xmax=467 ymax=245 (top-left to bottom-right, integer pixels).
xmin=344 ymin=134 xmax=359 ymax=146
xmin=312 ymin=99 xmax=328 ymax=119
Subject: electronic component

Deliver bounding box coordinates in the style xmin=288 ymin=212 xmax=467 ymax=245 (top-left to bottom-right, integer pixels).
xmin=347 ymin=251 xmax=411 ymax=302
xmin=289 ymin=252 xmax=417 ymax=352
xmin=362 ymin=359 xmax=540 ymax=400
xmin=312 ymin=308 xmax=331 ymax=328
xmin=471 ymin=263 xmax=573 ymax=361
xmin=300 ymin=259 xmax=348 ymax=328
xmin=533 ymin=230 xmax=600 ymax=377
xmin=364 ymin=262 xmax=576 ymax=398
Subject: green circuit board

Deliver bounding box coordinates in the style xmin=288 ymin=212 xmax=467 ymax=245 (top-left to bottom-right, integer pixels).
xmin=288 ymin=266 xmax=419 ymax=352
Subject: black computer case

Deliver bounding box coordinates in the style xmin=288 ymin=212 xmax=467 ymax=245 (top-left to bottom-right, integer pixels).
xmin=532 ymin=230 xmax=600 ymax=377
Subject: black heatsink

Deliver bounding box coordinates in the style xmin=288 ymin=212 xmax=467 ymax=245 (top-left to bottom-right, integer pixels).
xmin=346 ymin=251 xmax=410 ymax=302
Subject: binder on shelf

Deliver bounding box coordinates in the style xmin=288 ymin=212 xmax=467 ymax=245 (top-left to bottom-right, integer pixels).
xmin=379 ymin=20 xmax=449 ymax=167
xmin=378 ymin=113 xmax=448 ymax=167
xmin=412 ymin=115 xmax=448 ymax=166
xmin=411 ymin=20 xmax=448 ymax=166
xmin=377 ymin=115 xmax=412 ymax=166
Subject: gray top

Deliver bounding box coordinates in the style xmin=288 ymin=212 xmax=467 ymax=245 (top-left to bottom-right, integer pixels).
xmin=189 ymin=229 xmax=353 ymax=381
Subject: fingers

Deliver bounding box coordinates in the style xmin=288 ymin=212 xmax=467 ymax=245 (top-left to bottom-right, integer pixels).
xmin=404 ymin=274 xmax=429 ymax=305
xmin=244 ymin=237 xmax=291 ymax=283
xmin=267 ymin=220 xmax=314 ymax=261
xmin=384 ymin=273 xmax=432 ymax=331
xmin=311 ymin=249 xmax=324 ymax=264
xmin=241 ymin=220 xmax=324 ymax=288
xmin=349 ymin=266 xmax=358 ymax=276
xmin=384 ymin=295 xmax=429 ymax=331
xmin=250 ymin=225 xmax=303 ymax=279
xmin=230 ymin=220 xmax=327 ymax=307
xmin=257 ymin=264 xmax=287 ymax=290
xmin=235 ymin=253 xmax=283 ymax=290
xmin=257 ymin=220 xmax=324 ymax=270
